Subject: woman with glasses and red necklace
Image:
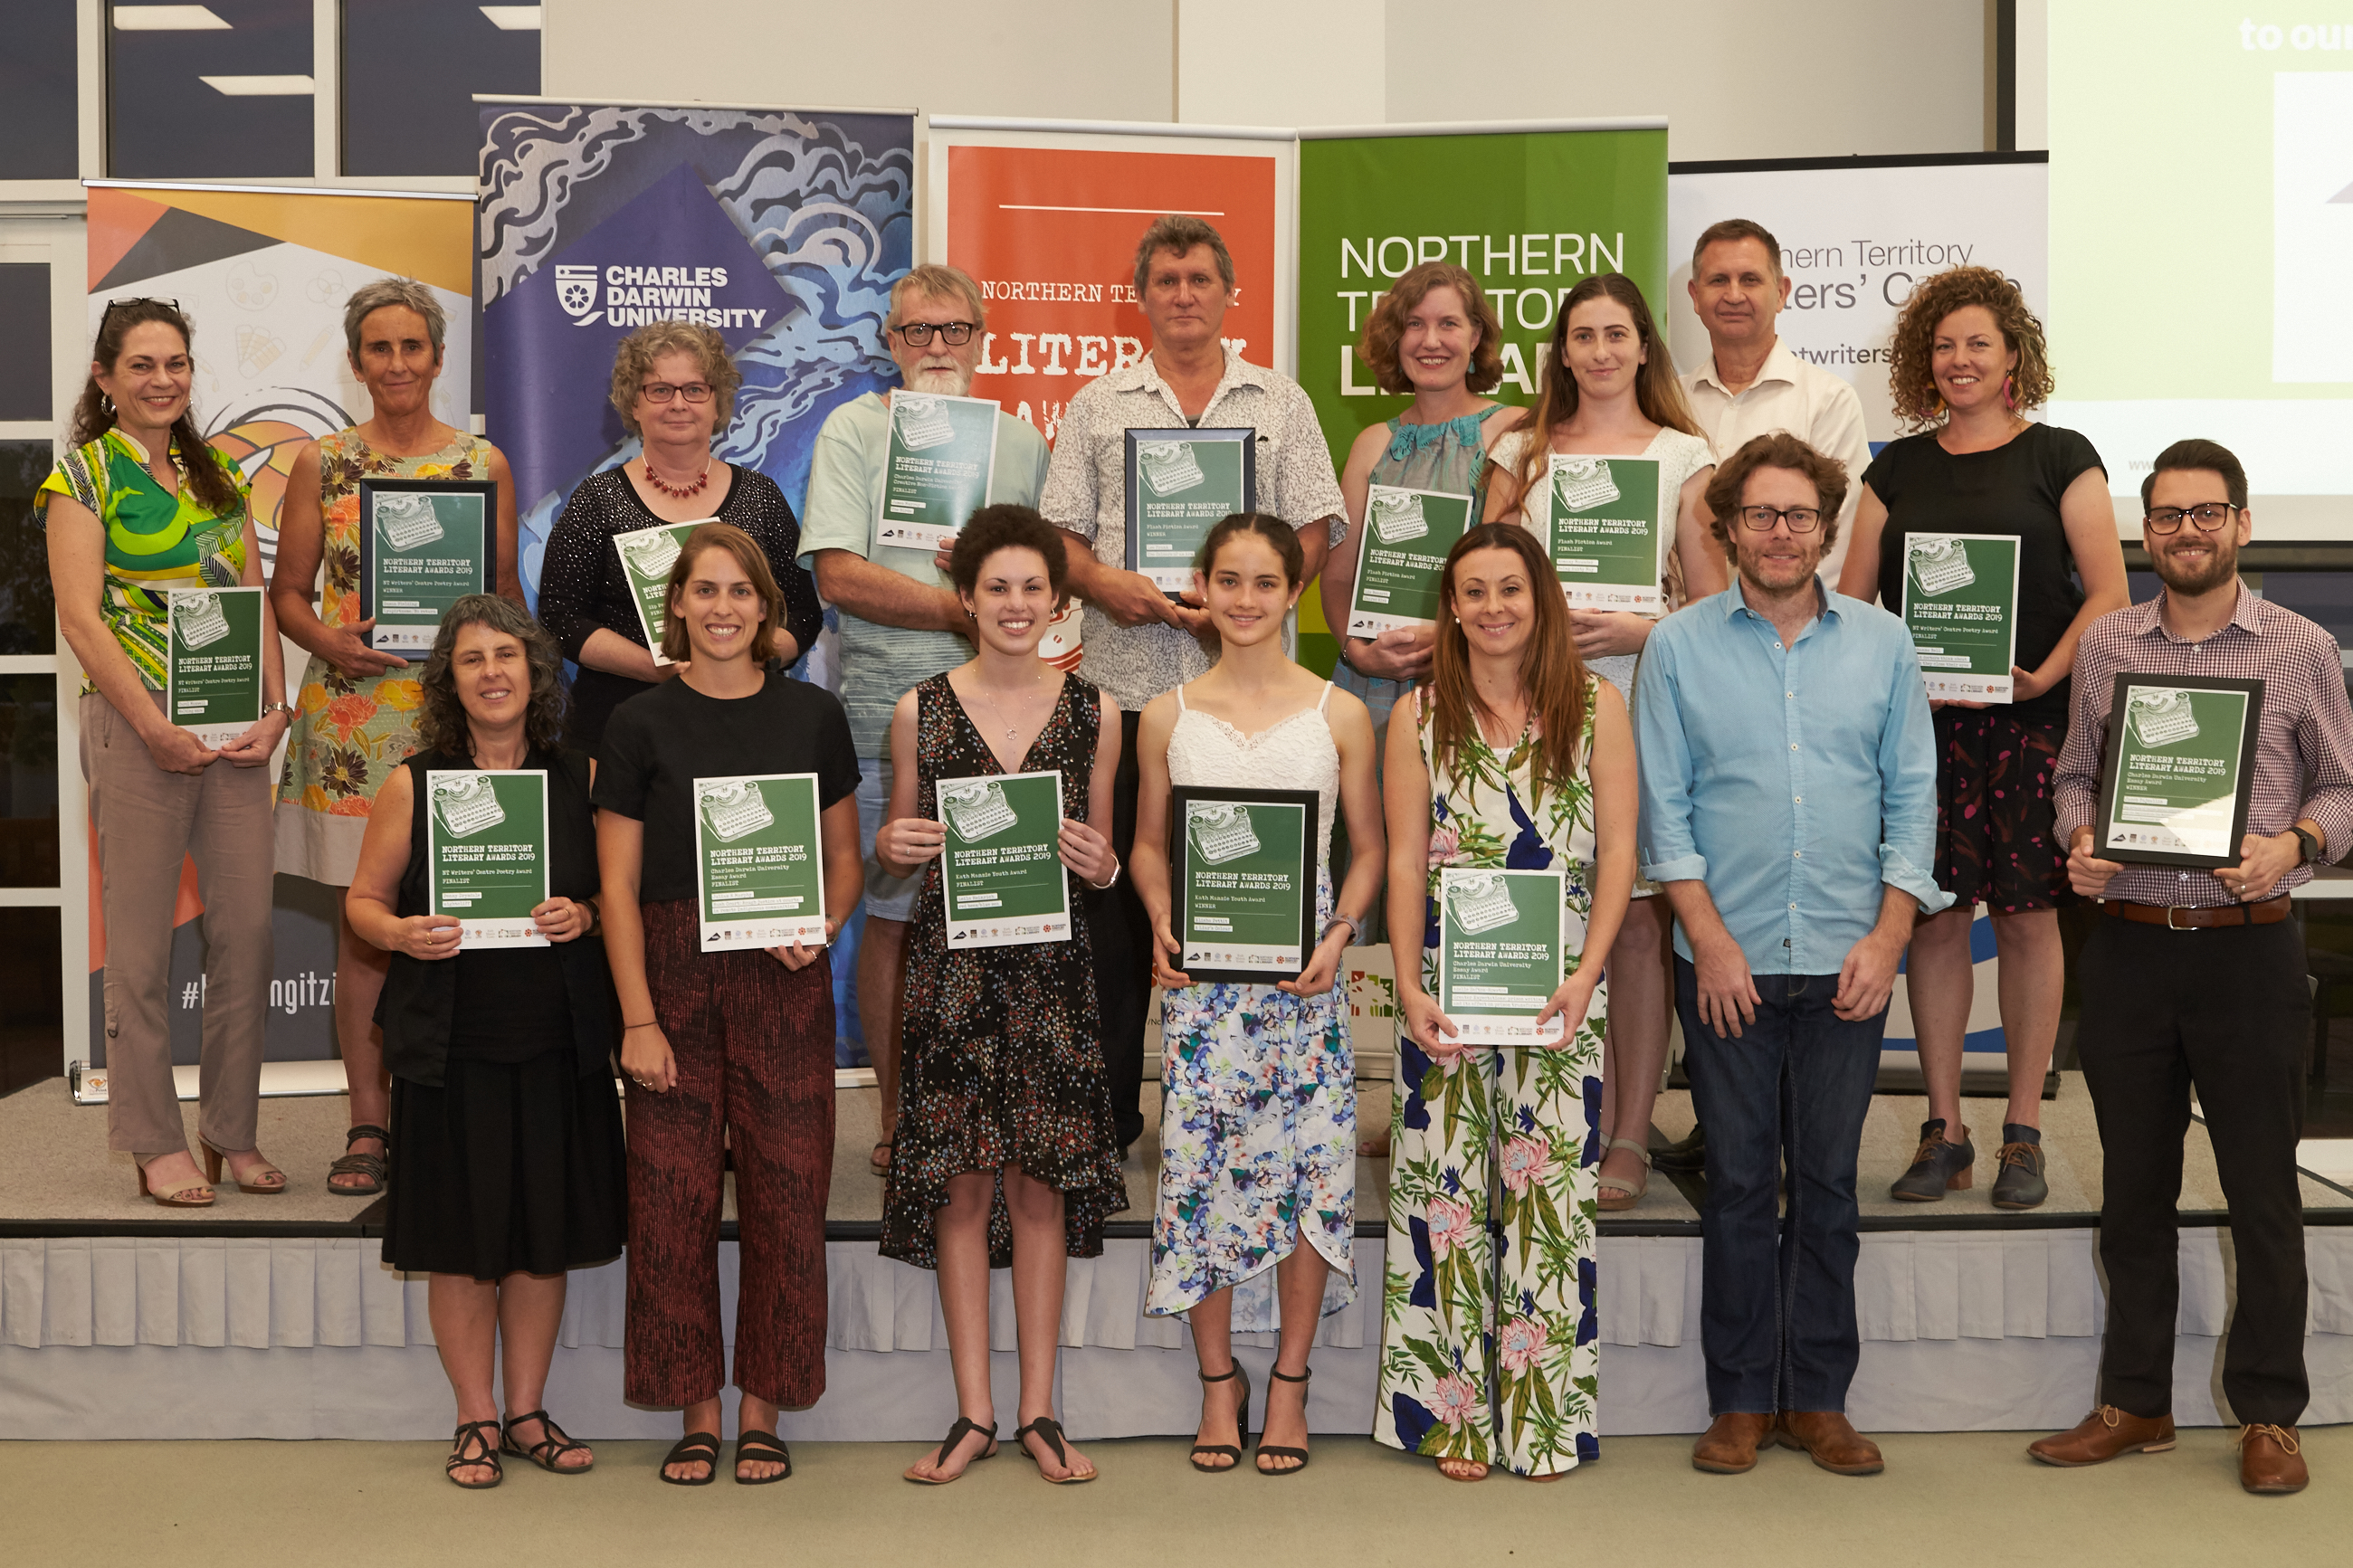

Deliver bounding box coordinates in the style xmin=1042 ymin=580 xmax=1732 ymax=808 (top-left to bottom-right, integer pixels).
xmin=537 ymin=321 xmax=824 ymax=754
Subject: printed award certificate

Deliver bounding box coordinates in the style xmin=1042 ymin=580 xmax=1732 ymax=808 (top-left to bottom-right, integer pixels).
xmin=1123 ymin=428 xmax=1256 ymax=595
xmin=1168 ymin=786 xmax=1319 ymax=984
xmin=358 ymin=478 xmax=497 ymax=652
xmin=938 ymin=770 xmax=1073 ymax=949
xmin=613 ymin=519 xmax=713 ymax=667
xmin=1900 ymin=533 xmax=2021 ymax=702
xmin=165 ymin=584 xmax=264 ymax=746
xmin=2096 ymin=674 xmax=2263 ymax=868
xmin=876 ymin=392 xmax=1001 ymax=551
xmin=425 ymin=769 xmax=549 ymax=948
xmin=1541 ymin=454 xmax=1664 ymax=611
xmin=1347 ymin=486 xmax=1475 ymax=637
xmin=1435 ymin=867 xmax=1569 ymax=1046
xmin=693 ymin=773 xmax=827 ymax=951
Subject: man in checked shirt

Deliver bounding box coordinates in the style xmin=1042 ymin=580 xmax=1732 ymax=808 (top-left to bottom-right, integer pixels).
xmin=2033 ymin=439 xmax=2353 ymax=1495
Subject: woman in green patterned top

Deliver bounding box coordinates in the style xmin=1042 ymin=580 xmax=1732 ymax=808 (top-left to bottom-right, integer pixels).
xmin=42 ymin=299 xmax=291 ymax=1206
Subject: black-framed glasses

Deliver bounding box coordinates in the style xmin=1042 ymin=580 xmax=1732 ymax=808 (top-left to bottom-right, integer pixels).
xmin=98 ymin=296 xmax=183 ymax=331
xmin=893 ymin=321 xmax=976 ymax=347
xmin=2143 ymin=502 xmax=2239 ymax=534
xmin=1736 ymin=505 xmax=1823 ymax=534
xmin=639 ymin=381 xmax=713 ymax=404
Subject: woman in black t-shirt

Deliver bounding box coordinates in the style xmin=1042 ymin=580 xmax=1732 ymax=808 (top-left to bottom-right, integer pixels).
xmin=1838 ymin=268 xmax=2127 ymax=1211
xmin=592 ymin=522 xmax=863 ymax=1487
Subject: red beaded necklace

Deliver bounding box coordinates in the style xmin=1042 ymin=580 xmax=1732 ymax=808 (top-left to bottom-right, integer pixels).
xmin=643 ymin=453 xmax=713 ymax=499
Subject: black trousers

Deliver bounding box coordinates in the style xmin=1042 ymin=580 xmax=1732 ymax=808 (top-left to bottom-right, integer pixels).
xmin=2074 ymin=914 xmax=2310 ymax=1426
xmin=1085 ymin=708 xmax=1149 ymax=1150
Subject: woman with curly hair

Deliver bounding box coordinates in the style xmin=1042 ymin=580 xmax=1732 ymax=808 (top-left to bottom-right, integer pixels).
xmin=347 ymin=594 xmax=624 ymax=1487
xmin=1837 ymin=266 xmax=2127 ymax=1210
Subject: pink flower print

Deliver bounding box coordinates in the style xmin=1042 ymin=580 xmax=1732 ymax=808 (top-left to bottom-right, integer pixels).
xmin=1497 ymin=1315 xmax=1548 ymax=1373
xmin=1498 ymin=1134 xmax=1553 ymax=1195
xmin=1427 ymin=826 xmax=1459 ymax=868
xmin=1424 ymin=1374 xmax=1479 ymax=1428
xmin=1425 ymin=1195 xmax=1476 ymax=1257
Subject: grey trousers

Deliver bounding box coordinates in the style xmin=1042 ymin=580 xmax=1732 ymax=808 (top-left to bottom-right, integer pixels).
xmin=81 ymin=690 xmax=275 ymax=1157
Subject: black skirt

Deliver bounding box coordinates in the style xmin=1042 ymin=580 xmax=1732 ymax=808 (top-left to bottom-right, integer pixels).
xmin=382 ymin=1049 xmax=627 ymax=1280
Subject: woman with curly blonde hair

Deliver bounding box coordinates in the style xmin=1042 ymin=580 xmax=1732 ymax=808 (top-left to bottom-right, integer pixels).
xmin=1837 ymin=267 xmax=2126 ymax=1210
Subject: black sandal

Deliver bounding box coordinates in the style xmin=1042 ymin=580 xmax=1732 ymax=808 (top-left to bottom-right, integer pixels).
xmin=329 ymin=1124 xmax=389 ymax=1196
xmin=905 ymin=1415 xmax=997 ymax=1484
xmin=1190 ymin=1364 xmax=1253 ymax=1474
xmin=1256 ymin=1367 xmax=1311 ymax=1475
xmin=1011 ymin=1415 xmax=1095 ymax=1484
xmin=500 ymin=1408 xmax=591 ymax=1474
xmin=734 ymin=1430 xmax=792 ymax=1485
xmin=659 ymin=1430 xmax=721 ymax=1486
xmin=446 ymin=1419 xmax=503 ymax=1489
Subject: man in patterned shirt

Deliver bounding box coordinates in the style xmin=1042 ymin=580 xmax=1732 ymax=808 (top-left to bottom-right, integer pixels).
xmin=2034 ymin=438 xmax=2353 ymax=1495
xmin=1040 ymin=214 xmax=1346 ymax=1154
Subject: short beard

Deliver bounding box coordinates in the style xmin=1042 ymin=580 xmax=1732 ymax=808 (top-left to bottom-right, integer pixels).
xmin=904 ymin=363 xmax=973 ymax=396
xmin=2153 ymin=537 xmax=2238 ymax=596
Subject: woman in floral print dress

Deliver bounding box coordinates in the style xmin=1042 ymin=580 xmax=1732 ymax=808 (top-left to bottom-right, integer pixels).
xmin=1373 ymin=523 xmax=1635 ymax=1480
xmin=269 ymin=279 xmax=521 ymax=1193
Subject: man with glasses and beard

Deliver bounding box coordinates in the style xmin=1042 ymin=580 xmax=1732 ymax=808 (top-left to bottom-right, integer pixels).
xmin=801 ymin=264 xmax=1052 ymax=1176
xmin=2033 ymin=439 xmax=2353 ymax=1496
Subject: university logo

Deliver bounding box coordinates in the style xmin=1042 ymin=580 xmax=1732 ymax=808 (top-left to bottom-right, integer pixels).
xmin=556 ymin=265 xmax=601 ymax=327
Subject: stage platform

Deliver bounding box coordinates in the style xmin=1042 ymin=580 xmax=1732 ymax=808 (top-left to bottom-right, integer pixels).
xmin=5 ymin=1073 xmax=2351 ymax=1442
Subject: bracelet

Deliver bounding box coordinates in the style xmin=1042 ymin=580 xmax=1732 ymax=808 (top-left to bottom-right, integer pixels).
xmin=624 ymin=1020 xmax=658 ymax=1031
xmin=1087 ymin=860 xmax=1122 ymax=892
xmin=261 ymin=701 xmax=296 ymax=717
xmin=1321 ymin=913 xmax=1362 ymax=946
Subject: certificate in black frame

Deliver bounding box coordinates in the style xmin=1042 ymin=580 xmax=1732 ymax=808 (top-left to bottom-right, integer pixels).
xmin=1167 ymin=784 xmax=1319 ymax=986
xmin=2095 ymin=671 xmax=2265 ymax=870
xmin=357 ymin=477 xmax=500 ymax=652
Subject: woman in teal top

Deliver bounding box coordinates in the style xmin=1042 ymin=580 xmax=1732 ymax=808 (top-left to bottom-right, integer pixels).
xmin=41 ymin=299 xmax=291 ymax=1206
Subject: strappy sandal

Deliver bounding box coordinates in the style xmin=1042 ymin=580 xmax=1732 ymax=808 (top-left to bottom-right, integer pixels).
xmin=734 ymin=1430 xmax=791 ymax=1484
xmin=905 ymin=1415 xmax=998 ymax=1484
xmin=201 ymin=1139 xmax=287 ymax=1195
xmin=137 ymin=1158 xmax=214 ymax=1208
xmin=1597 ymin=1137 xmax=1653 ymax=1212
xmin=658 ymin=1430 xmax=722 ymax=1486
xmin=1011 ymin=1415 xmax=1096 ymax=1484
xmin=446 ymin=1419 xmax=504 ymax=1488
xmin=500 ymin=1408 xmax=592 ymax=1474
xmin=1256 ymin=1367 xmax=1312 ymax=1475
xmin=1190 ymin=1364 xmax=1253 ymax=1473
xmin=329 ymin=1124 xmax=389 ymax=1196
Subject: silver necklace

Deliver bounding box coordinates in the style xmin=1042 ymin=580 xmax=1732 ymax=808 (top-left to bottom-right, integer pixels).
xmin=970 ymin=671 xmax=1044 ymax=746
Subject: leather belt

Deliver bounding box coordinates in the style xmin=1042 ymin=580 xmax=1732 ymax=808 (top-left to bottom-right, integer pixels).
xmin=2103 ymin=896 xmax=2291 ymax=930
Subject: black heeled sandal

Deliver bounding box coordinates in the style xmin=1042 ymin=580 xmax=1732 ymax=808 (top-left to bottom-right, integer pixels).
xmin=1256 ymin=1367 xmax=1312 ymax=1475
xmin=734 ymin=1430 xmax=792 ymax=1484
xmin=500 ymin=1408 xmax=591 ymax=1473
xmin=905 ymin=1414 xmax=998 ymax=1484
xmin=658 ymin=1430 xmax=721 ymax=1486
xmin=1012 ymin=1415 xmax=1096 ymax=1484
xmin=1190 ymin=1364 xmax=1253 ymax=1474
xmin=445 ymin=1419 xmax=503 ymax=1489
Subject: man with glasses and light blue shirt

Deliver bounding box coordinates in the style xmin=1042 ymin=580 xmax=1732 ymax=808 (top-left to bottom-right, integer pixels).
xmin=800 ymin=263 xmax=1051 ymax=1175
xmin=1634 ymin=431 xmax=1948 ymax=1480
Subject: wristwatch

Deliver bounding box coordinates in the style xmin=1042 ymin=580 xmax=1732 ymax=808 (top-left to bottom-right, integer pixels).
xmin=2293 ymin=824 xmax=2324 ymax=865
xmin=261 ymin=701 xmax=297 ymax=717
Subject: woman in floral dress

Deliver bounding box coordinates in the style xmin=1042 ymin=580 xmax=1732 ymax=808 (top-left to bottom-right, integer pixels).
xmin=269 ymin=279 xmax=521 ymax=1194
xmin=1373 ymin=522 xmax=1635 ymax=1480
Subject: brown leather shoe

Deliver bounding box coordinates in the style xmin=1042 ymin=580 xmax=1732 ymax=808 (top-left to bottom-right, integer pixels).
xmin=1691 ymin=1412 xmax=1774 ymax=1474
xmin=2238 ymin=1424 xmax=2308 ymax=1495
xmin=2027 ymin=1405 xmax=2176 ymax=1467
xmin=1772 ymin=1411 xmax=1883 ymax=1475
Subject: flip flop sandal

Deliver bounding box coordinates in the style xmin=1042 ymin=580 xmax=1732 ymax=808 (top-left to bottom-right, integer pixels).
xmin=329 ymin=1124 xmax=390 ymax=1196
xmin=1012 ymin=1416 xmax=1095 ymax=1484
xmin=446 ymin=1419 xmax=503 ymax=1489
xmin=905 ymin=1415 xmax=997 ymax=1484
xmin=659 ymin=1430 xmax=722 ymax=1486
xmin=501 ymin=1408 xmax=592 ymax=1473
xmin=734 ymin=1430 xmax=792 ymax=1484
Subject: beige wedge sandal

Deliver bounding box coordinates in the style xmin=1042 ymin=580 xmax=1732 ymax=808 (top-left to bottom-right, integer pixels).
xmin=1596 ymin=1137 xmax=1653 ymax=1212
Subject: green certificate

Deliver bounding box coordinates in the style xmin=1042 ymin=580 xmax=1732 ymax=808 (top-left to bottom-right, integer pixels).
xmin=1900 ymin=533 xmax=2021 ymax=702
xmin=1346 ymin=486 xmax=1475 ymax=637
xmin=938 ymin=770 xmax=1073 ymax=949
xmin=1170 ymin=787 xmax=1318 ymax=983
xmin=1436 ymin=867 xmax=1568 ymax=1046
xmin=165 ymin=585 xmax=264 ymax=747
xmin=425 ymin=769 xmax=548 ymax=948
xmin=693 ymin=773 xmax=827 ymax=952
xmin=1543 ymin=455 xmax=1663 ymax=612
xmin=875 ymin=392 xmax=1000 ymax=552
xmin=360 ymin=479 xmax=495 ymax=653
xmin=1124 ymin=428 xmax=1256 ymax=594
xmin=613 ymin=519 xmax=713 ymax=667
xmin=2097 ymin=674 xmax=2262 ymax=867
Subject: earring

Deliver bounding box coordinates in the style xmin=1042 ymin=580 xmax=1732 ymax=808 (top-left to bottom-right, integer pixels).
xmin=2002 ymin=375 xmax=2017 ymax=411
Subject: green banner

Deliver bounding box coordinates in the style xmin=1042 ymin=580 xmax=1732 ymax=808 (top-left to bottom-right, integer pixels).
xmin=877 ymin=392 xmax=1000 ymax=552
xmin=614 ymin=520 xmax=706 ymax=667
xmin=1545 ymin=454 xmax=1663 ymax=610
xmin=166 ymin=585 xmax=264 ymax=746
xmin=1179 ymin=798 xmax=1309 ymax=972
xmin=939 ymin=769 xmax=1072 ymax=949
xmin=695 ymin=773 xmax=827 ymax=951
xmin=425 ymin=769 xmax=549 ymax=946
xmin=2101 ymin=685 xmax=2251 ymax=861
xmin=1348 ymin=485 xmax=1473 ymax=635
xmin=1900 ymin=533 xmax=2021 ymax=702
xmin=1436 ymin=867 xmax=1567 ymax=1046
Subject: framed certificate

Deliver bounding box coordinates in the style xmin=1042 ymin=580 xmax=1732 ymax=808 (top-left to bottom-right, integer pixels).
xmin=2096 ymin=673 xmax=2264 ymax=869
xmin=1435 ymin=867 xmax=1568 ymax=1046
xmin=1541 ymin=454 xmax=1663 ymax=612
xmin=938 ymin=769 xmax=1073 ymax=949
xmin=425 ymin=769 xmax=548 ymax=948
xmin=613 ymin=519 xmax=713 ymax=667
xmin=693 ymin=773 xmax=827 ymax=951
xmin=1123 ymin=427 xmax=1256 ymax=595
xmin=1346 ymin=486 xmax=1474 ymax=638
xmin=165 ymin=584 xmax=264 ymax=746
xmin=1900 ymin=532 xmax=2021 ymax=702
xmin=1168 ymin=785 xmax=1319 ymax=984
xmin=876 ymin=392 xmax=1000 ymax=552
xmin=358 ymin=478 xmax=497 ymax=652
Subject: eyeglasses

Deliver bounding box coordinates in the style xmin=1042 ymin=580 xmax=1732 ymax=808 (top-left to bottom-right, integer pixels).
xmin=893 ymin=321 xmax=976 ymax=347
xmin=1736 ymin=505 xmax=1823 ymax=534
xmin=2143 ymin=502 xmax=2238 ymax=534
xmin=639 ymin=381 xmax=712 ymax=404
xmin=98 ymin=297 xmax=183 ymax=331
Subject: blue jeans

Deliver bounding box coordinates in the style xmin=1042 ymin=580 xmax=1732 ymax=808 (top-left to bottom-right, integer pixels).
xmin=1674 ymin=959 xmax=1887 ymax=1415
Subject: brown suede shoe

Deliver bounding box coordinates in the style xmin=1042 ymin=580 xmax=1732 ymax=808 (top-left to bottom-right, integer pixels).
xmin=1691 ymin=1412 xmax=1774 ymax=1474
xmin=1772 ymin=1411 xmax=1883 ymax=1475
xmin=2238 ymin=1424 xmax=2308 ymax=1495
xmin=2027 ymin=1405 xmax=2177 ymax=1467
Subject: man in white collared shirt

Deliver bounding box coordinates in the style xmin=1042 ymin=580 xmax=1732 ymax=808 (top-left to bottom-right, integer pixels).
xmin=1681 ymin=219 xmax=1872 ymax=586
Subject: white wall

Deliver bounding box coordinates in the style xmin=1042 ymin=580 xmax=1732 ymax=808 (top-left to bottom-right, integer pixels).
xmin=1177 ymin=0 xmax=1384 ymax=127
